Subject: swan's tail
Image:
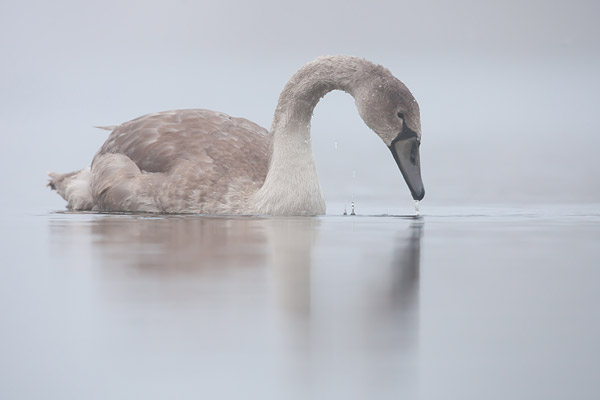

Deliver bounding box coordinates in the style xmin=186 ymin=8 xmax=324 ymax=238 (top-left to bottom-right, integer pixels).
xmin=94 ymin=125 xmax=117 ymax=131
xmin=47 ymin=168 xmax=94 ymax=210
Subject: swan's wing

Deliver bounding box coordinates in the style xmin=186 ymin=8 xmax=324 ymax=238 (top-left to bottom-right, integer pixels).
xmin=94 ymin=109 xmax=270 ymax=180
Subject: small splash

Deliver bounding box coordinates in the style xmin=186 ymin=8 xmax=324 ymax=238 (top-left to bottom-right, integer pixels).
xmin=351 ymin=202 xmax=356 ymax=216
xmin=414 ymin=200 xmax=420 ymax=217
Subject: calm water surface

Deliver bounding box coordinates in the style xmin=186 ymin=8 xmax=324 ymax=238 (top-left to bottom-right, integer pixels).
xmin=1 ymin=205 xmax=599 ymax=399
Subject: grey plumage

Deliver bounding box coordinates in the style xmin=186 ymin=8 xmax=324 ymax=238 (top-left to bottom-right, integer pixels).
xmin=48 ymin=56 xmax=423 ymax=215
xmin=51 ymin=110 xmax=269 ymax=213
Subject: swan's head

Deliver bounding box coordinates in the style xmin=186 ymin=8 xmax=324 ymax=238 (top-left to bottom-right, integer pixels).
xmin=354 ymin=70 xmax=425 ymax=201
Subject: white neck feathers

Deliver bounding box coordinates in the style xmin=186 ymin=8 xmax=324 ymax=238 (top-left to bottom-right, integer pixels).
xmin=249 ymin=56 xmax=374 ymax=215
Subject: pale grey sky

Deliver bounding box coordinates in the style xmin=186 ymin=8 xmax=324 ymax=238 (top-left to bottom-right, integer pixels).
xmin=1 ymin=0 xmax=599 ymax=211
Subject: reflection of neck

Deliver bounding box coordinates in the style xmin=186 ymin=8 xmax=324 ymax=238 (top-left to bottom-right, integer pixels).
xmin=267 ymin=218 xmax=317 ymax=317
xmin=250 ymin=56 xmax=369 ymax=215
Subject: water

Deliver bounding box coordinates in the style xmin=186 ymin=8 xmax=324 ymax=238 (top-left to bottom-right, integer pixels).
xmin=1 ymin=204 xmax=599 ymax=399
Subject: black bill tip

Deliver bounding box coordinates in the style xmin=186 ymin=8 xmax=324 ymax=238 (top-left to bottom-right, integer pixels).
xmin=412 ymin=187 xmax=425 ymax=201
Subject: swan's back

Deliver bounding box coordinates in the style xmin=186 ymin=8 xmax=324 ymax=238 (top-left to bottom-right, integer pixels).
xmin=86 ymin=109 xmax=270 ymax=213
xmin=97 ymin=109 xmax=269 ymax=174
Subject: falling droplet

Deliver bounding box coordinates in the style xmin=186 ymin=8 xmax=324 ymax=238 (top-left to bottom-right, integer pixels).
xmin=414 ymin=200 xmax=420 ymax=216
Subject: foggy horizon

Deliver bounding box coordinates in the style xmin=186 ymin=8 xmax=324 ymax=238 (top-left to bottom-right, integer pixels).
xmin=1 ymin=0 xmax=599 ymax=210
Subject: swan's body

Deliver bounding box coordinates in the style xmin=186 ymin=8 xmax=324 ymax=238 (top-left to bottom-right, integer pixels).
xmin=48 ymin=56 xmax=424 ymax=215
xmin=50 ymin=110 xmax=271 ymax=214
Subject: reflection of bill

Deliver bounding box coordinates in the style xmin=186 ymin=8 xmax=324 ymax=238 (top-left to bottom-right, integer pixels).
xmin=269 ymin=218 xmax=423 ymax=399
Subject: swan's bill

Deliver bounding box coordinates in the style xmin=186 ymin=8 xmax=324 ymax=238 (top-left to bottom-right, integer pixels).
xmin=389 ymin=135 xmax=425 ymax=201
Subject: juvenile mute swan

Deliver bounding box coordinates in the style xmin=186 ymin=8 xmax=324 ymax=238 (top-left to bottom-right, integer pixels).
xmin=48 ymin=55 xmax=425 ymax=215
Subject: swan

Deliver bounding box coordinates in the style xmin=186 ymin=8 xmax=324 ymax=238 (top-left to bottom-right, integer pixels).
xmin=48 ymin=55 xmax=425 ymax=215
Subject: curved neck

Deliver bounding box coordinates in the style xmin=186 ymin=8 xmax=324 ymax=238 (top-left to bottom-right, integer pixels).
xmin=251 ymin=56 xmax=370 ymax=215
xmin=270 ymin=56 xmax=364 ymax=137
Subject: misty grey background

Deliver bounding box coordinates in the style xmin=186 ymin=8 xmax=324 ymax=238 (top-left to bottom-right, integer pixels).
xmin=1 ymin=2 xmax=600 ymax=400
xmin=1 ymin=0 xmax=599 ymax=213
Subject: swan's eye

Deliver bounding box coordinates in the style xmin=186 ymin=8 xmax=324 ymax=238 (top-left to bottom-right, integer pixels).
xmin=397 ymin=112 xmax=404 ymax=119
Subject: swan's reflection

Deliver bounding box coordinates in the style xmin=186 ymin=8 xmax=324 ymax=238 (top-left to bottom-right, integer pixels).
xmin=48 ymin=214 xmax=422 ymax=398
xmin=87 ymin=215 xmax=269 ymax=272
